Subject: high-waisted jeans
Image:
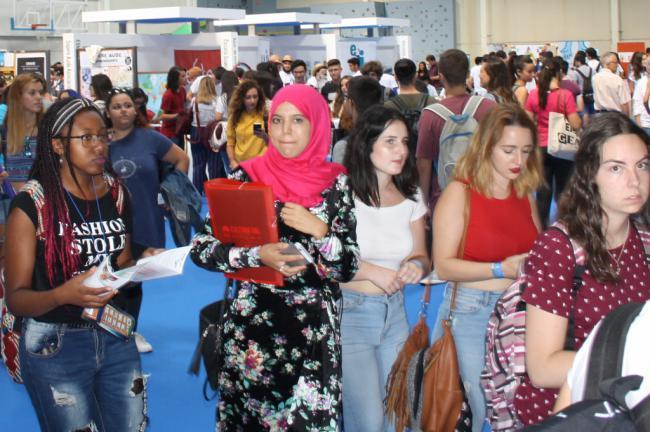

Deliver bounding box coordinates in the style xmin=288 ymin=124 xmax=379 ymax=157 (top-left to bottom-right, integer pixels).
xmin=340 ymin=289 xmax=409 ymax=432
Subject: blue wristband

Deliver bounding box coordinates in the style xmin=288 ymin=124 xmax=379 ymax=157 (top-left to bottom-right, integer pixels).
xmin=491 ymin=262 xmax=505 ymax=279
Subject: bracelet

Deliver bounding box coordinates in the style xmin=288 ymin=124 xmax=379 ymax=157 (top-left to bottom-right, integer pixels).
xmin=491 ymin=262 xmax=505 ymax=279
xmin=408 ymin=259 xmax=425 ymax=271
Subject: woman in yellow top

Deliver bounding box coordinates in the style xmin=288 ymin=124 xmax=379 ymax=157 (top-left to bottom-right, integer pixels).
xmin=226 ymin=79 xmax=268 ymax=171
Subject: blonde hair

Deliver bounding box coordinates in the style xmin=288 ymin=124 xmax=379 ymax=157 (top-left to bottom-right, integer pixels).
xmin=5 ymin=73 xmax=46 ymax=155
xmin=455 ymin=103 xmax=543 ymax=198
xmin=196 ymin=77 xmax=217 ymax=104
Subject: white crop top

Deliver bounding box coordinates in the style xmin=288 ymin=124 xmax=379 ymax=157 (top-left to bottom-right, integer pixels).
xmin=354 ymin=188 xmax=427 ymax=271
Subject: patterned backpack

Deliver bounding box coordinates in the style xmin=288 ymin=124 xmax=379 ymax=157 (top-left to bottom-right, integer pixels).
xmin=481 ymin=223 xmax=650 ymax=431
xmin=0 ymin=267 xmax=21 ymax=383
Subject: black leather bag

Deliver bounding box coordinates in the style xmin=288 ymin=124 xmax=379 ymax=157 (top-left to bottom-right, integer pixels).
xmin=189 ymin=279 xmax=237 ymax=400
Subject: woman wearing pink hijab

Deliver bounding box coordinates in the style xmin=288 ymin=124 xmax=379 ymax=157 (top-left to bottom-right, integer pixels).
xmin=191 ymin=84 xmax=360 ymax=430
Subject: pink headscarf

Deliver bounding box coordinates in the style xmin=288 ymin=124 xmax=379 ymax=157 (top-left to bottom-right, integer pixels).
xmin=241 ymin=84 xmax=345 ymax=208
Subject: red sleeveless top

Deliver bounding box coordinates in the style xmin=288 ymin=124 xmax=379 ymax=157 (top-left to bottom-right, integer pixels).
xmin=462 ymin=187 xmax=538 ymax=262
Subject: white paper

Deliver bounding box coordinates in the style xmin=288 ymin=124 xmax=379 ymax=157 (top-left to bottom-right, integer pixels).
xmin=83 ymin=246 xmax=191 ymax=289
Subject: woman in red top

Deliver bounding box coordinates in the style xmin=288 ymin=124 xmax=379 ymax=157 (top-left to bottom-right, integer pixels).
xmin=433 ymin=103 xmax=543 ymax=431
xmin=159 ymin=66 xmax=187 ymax=146
xmin=515 ymin=112 xmax=650 ymax=425
xmin=525 ymin=57 xmax=582 ymax=227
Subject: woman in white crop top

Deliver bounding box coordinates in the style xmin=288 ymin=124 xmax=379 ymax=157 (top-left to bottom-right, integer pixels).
xmin=341 ymin=105 xmax=428 ymax=432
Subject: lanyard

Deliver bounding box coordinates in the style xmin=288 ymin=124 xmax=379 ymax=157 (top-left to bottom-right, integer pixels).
xmin=64 ymin=176 xmax=109 ymax=248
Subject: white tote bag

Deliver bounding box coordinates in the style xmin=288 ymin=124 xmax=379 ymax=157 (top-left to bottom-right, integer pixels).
xmin=547 ymin=95 xmax=579 ymax=161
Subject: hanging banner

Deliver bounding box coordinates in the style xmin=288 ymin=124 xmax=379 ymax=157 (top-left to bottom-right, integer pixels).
xmin=173 ymin=50 xmax=221 ymax=72
xmin=77 ymin=47 xmax=137 ymax=99
xmin=14 ymin=51 xmax=49 ymax=81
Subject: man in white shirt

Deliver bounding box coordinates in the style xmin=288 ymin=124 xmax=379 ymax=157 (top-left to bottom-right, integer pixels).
xmin=555 ymin=301 xmax=650 ymax=412
xmin=468 ymin=55 xmax=487 ymax=96
xmin=592 ymin=52 xmax=631 ymax=115
xmin=279 ymin=55 xmax=294 ymax=86
xmin=347 ymin=57 xmax=362 ymax=77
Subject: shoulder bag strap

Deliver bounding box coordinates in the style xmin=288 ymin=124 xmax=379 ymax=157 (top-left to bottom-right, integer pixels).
xmin=447 ymin=184 xmax=471 ymax=320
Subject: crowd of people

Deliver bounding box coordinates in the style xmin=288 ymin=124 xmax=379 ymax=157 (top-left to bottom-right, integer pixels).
xmin=0 ymin=44 xmax=649 ymax=431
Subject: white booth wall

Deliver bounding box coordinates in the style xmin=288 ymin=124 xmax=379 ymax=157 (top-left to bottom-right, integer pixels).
xmin=62 ymin=32 xmax=239 ymax=90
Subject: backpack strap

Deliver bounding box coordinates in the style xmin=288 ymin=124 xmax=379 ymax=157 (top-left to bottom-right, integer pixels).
xmin=547 ymin=224 xmax=586 ymax=350
xmin=583 ymin=301 xmax=644 ymax=400
xmin=425 ymin=95 xmax=483 ymax=124
xmin=461 ymin=95 xmax=483 ymax=118
xmin=21 ymin=179 xmax=46 ymax=238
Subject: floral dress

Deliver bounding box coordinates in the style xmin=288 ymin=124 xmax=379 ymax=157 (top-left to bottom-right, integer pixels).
xmin=190 ymin=169 xmax=359 ymax=431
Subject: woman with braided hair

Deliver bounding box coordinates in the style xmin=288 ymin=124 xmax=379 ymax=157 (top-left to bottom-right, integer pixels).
xmin=4 ymin=97 xmax=148 ymax=431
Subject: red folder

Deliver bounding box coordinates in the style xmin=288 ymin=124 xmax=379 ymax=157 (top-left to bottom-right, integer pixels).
xmin=204 ymin=178 xmax=283 ymax=286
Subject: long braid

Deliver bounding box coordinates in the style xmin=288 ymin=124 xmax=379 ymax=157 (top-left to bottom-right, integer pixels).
xmin=30 ymin=99 xmax=102 ymax=286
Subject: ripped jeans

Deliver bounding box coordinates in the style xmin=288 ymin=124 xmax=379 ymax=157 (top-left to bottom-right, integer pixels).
xmin=19 ymin=318 xmax=147 ymax=432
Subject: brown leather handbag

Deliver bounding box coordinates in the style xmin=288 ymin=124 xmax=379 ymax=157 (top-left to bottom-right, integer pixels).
xmin=386 ymin=185 xmax=472 ymax=432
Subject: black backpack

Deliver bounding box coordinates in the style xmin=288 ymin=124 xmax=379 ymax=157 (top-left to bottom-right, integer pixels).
xmin=389 ymin=93 xmax=430 ymax=154
xmin=575 ymin=68 xmax=595 ymax=105
xmin=523 ymin=302 xmax=650 ymax=432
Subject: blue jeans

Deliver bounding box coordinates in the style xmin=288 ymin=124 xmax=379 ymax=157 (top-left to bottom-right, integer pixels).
xmin=340 ymin=290 xmax=409 ymax=432
xmin=19 ymin=319 xmax=147 ymax=432
xmin=432 ymin=285 xmax=501 ymax=432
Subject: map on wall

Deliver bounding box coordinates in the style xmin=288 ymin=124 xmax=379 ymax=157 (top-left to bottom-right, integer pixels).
xmin=77 ymin=47 xmax=137 ymax=99
xmin=137 ymin=72 xmax=167 ymax=118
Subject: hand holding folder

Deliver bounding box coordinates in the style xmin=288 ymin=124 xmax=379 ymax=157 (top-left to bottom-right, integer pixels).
xmin=204 ymin=179 xmax=284 ymax=286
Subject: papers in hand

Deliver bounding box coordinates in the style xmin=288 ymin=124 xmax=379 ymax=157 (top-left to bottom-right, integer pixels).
xmin=84 ymin=246 xmax=192 ymax=290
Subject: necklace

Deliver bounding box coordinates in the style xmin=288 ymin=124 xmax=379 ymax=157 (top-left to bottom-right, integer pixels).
xmin=64 ymin=176 xmax=108 ymax=246
xmin=607 ymin=218 xmax=630 ymax=274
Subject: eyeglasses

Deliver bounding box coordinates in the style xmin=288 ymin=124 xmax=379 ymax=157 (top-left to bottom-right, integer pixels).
xmin=57 ymin=134 xmax=110 ymax=146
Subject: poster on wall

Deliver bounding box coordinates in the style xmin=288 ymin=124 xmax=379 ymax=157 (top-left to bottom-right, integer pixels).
xmin=173 ymin=50 xmax=221 ymax=72
xmin=137 ymin=72 xmax=167 ymax=118
xmin=14 ymin=51 xmax=49 ymax=81
xmin=337 ymin=41 xmax=377 ymax=75
xmin=77 ymin=47 xmax=137 ymax=99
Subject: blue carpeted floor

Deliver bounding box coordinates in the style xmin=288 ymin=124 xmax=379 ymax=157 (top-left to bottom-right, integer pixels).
xmin=0 ymin=199 xmax=454 ymax=431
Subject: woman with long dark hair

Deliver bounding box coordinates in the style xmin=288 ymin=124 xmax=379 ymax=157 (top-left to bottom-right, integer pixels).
xmin=508 ymin=55 xmax=535 ymax=107
xmin=417 ymin=61 xmax=429 ymax=82
xmin=89 ymin=73 xmax=113 ymax=115
xmin=480 ymin=55 xmax=517 ymax=104
xmin=5 ymin=97 xmax=148 ymax=431
xmin=225 ymin=79 xmax=268 ymax=172
xmin=190 ymin=84 xmax=359 ymax=429
xmin=340 ymin=105 xmax=428 ymax=431
xmin=628 ymin=51 xmax=646 ymax=95
xmin=432 ymin=103 xmax=543 ymax=431
xmin=515 ymin=112 xmax=650 ymax=425
xmin=105 ymin=88 xmax=188 ymax=352
xmin=525 ymin=57 xmax=582 ymax=227
xmin=160 ymin=66 xmax=187 ymax=145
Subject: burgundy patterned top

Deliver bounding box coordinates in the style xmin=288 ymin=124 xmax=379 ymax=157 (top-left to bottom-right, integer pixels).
xmin=514 ymin=225 xmax=650 ymax=425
